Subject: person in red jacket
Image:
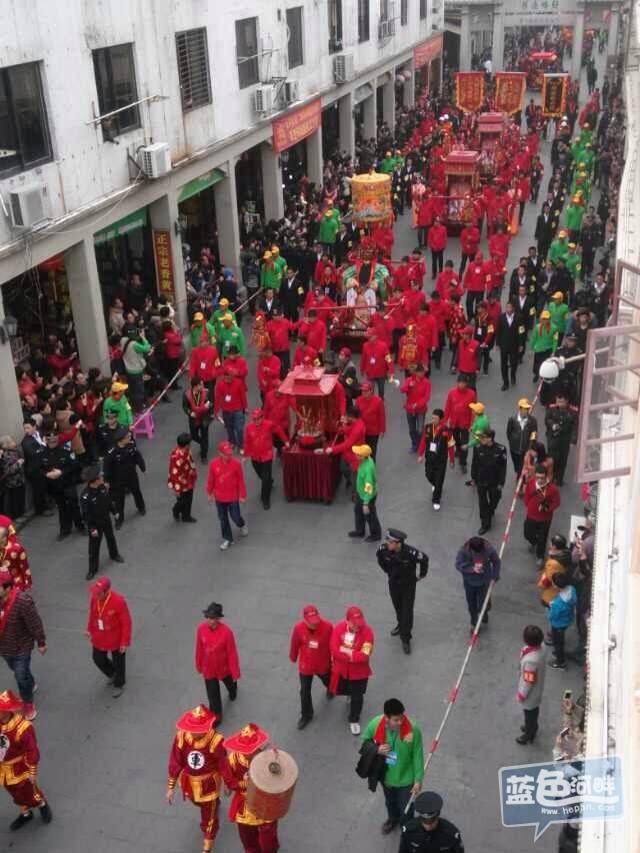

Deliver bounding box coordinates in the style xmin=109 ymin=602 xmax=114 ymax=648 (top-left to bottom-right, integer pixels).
xmin=222 ymin=348 xmax=248 ymax=389
xmin=456 ymin=326 xmax=480 ymax=387
xmin=428 ymin=292 xmax=448 ymax=369
xmin=446 ymin=294 xmax=467 ymax=372
xmin=162 ymin=320 xmax=185 ymax=381
xmin=213 ymin=370 xmax=247 ymax=450
xmin=523 ymin=465 xmax=561 ymax=564
xmin=168 ymin=433 xmax=198 ymax=522
xmin=463 ymin=251 xmax=487 ymax=319
xmin=392 ymin=256 xmax=412 ymax=292
xmin=242 ymin=408 xmax=289 ymax=509
xmin=417 ymin=193 xmax=434 ymax=248
xmin=263 ymin=388 xmax=293 ymax=445
xmin=329 ymin=605 xmax=374 ymax=735
xmin=472 ymin=302 xmax=496 ymax=376
xmin=85 ymin=576 xmax=131 ymax=698
xmin=189 ymin=339 xmax=221 ymax=399
xmin=301 ymin=309 xmax=327 ymax=354
xmin=360 ymin=329 xmax=394 ymax=398
xmin=443 ymin=376 xmax=477 ymax=472
xmin=415 ymin=303 xmax=438 ymax=363
xmin=324 ymin=409 xmax=366 ymax=488
xmin=289 ymin=603 xmax=333 ymax=729
xmin=206 ymin=441 xmax=248 ymax=550
xmin=0 ymin=521 xmax=31 ymax=591
xmin=397 ymin=324 xmax=428 ymax=373
xmin=408 ymin=249 xmax=426 ymax=289
xmin=194 ymin=601 xmax=240 ymax=722
xmin=183 ymin=377 xmax=212 ymax=462
xmin=399 ymin=364 xmax=431 ymax=452
xmin=255 ymin=346 xmax=281 ymax=401
xmin=459 ymin=220 xmax=481 ymax=275
xmin=435 ymin=260 xmax=460 ymax=300
xmin=401 ymin=280 xmax=427 ymax=324
xmin=427 ymin=216 xmax=448 ymax=279
xmin=354 ymin=381 xmax=386 ymax=460
xmin=266 ymin=306 xmax=295 ymax=377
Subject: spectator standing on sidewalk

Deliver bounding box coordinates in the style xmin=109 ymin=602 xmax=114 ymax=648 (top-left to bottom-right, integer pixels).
xmin=515 ymin=624 xmax=546 ymax=745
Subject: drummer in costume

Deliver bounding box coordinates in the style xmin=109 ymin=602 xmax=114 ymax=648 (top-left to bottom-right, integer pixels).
xmin=166 ymin=704 xmax=230 ymax=853
xmin=223 ymin=722 xmax=280 ymax=853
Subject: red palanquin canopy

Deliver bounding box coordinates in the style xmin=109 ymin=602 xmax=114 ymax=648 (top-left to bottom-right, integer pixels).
xmin=278 ymin=365 xmax=338 ymax=397
xmin=443 ymin=150 xmax=481 ymax=175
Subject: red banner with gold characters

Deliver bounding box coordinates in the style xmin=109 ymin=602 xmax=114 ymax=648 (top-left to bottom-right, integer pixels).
xmin=494 ymin=72 xmax=527 ymax=115
xmin=153 ymin=230 xmax=175 ymax=301
xmin=455 ymin=72 xmax=485 ymax=113
xmin=272 ymin=98 xmax=321 ymax=153
xmin=541 ymin=73 xmax=569 ymax=117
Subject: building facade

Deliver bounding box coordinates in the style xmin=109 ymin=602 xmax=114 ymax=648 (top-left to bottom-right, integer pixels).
xmin=0 ymin=0 xmax=444 ymax=436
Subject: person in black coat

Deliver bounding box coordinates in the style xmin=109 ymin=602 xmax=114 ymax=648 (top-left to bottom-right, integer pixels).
xmin=40 ymin=430 xmax=85 ymax=539
xmin=505 ymin=401 xmax=538 ymax=474
xmin=21 ymin=420 xmax=52 ymax=516
xmin=535 ymin=203 xmax=555 ymax=259
xmin=103 ymin=428 xmax=146 ymax=529
xmin=256 ymin=287 xmax=279 ymax=319
xmin=470 ymin=430 xmax=507 ymax=535
xmin=80 ymin=466 xmax=124 ymax=580
xmin=513 ymin=283 xmax=537 ymax=348
xmin=495 ymin=302 xmax=523 ymax=390
xmin=279 ymin=263 xmax=305 ymax=322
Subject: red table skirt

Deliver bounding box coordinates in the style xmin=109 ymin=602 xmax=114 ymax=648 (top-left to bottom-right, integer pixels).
xmin=282 ymin=446 xmax=341 ymax=503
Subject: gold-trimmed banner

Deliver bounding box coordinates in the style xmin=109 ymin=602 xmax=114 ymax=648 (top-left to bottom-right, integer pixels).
xmin=455 ymin=72 xmax=485 ymax=113
xmin=541 ymin=73 xmax=569 ymax=117
xmin=494 ymin=72 xmax=527 ymax=115
xmin=272 ymin=98 xmax=322 ymax=153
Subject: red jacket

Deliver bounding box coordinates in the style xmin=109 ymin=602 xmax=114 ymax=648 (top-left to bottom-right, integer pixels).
xmin=243 ymin=418 xmax=288 ymax=461
xmin=289 ymin=618 xmax=333 ymax=675
xmin=399 ymin=375 xmax=431 ymax=413
xmin=267 ymin=317 xmax=295 ymax=352
xmin=329 ymin=620 xmax=374 ymax=686
xmin=460 ymin=225 xmax=480 ymax=256
xmin=427 ymin=223 xmax=448 ymax=252
xmin=463 ymin=261 xmax=486 ymax=293
xmin=189 ymin=343 xmax=221 ymax=383
xmin=435 ymin=268 xmax=460 ymax=300
xmin=194 ymin=620 xmax=240 ymax=680
xmin=523 ymin=478 xmax=561 ymax=522
xmin=331 ymin=418 xmax=366 ymax=470
xmin=428 ymin=299 xmax=448 ymax=333
xmin=206 ymin=457 xmax=247 ymax=502
xmin=408 ymin=257 xmax=426 ymax=286
xmin=305 ymin=318 xmax=327 ymax=353
xmin=263 ymin=389 xmax=293 ymax=437
xmin=444 ymin=386 xmax=477 ymax=428
xmin=168 ymin=445 xmax=198 ymax=493
xmin=361 ymin=339 xmax=393 ymax=379
xmin=163 ymin=328 xmax=184 ymax=360
xmin=417 ymin=197 xmax=434 ymax=227
xmin=393 ymin=263 xmax=412 ymax=292
xmin=354 ymin=395 xmax=386 ymax=436
xmin=401 ymin=290 xmax=426 ymax=323
xmin=0 ymin=539 xmax=31 ymax=590
xmin=222 ymin=356 xmax=248 ymax=386
xmin=214 ymin=378 xmax=247 ymax=413
xmin=458 ymin=339 xmax=480 ymax=373
xmin=415 ymin=313 xmax=438 ymax=350
xmin=397 ymin=333 xmax=428 ymax=369
xmin=256 ymin=354 xmax=281 ymax=394
xmin=87 ymin=589 xmax=132 ymax=651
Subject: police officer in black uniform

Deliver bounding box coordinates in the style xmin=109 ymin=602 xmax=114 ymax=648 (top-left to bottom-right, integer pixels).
xmin=545 ymin=393 xmax=578 ymax=485
xmin=95 ymin=409 xmax=121 ymax=457
xmin=103 ymin=427 xmax=147 ymax=529
xmin=470 ymin=429 xmax=507 ymax=535
xmin=376 ymin=529 xmax=429 ymax=655
xmin=399 ymin=791 xmax=464 ymax=852
xmin=80 ymin=465 xmax=125 ymax=580
xmin=40 ymin=429 xmax=85 ymax=540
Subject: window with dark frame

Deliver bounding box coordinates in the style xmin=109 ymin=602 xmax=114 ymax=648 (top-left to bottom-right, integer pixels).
xmin=286 ymin=7 xmax=304 ymax=69
xmin=0 ymin=61 xmax=52 ymax=176
xmin=328 ymin=0 xmax=343 ymax=53
xmin=235 ymin=17 xmax=260 ymax=89
xmin=401 ymin=0 xmax=408 ymax=25
xmin=420 ymin=0 xmax=427 ymax=19
xmin=92 ymin=43 xmax=140 ymax=139
xmin=358 ymin=0 xmax=370 ymax=42
xmin=175 ymin=28 xmax=212 ymax=112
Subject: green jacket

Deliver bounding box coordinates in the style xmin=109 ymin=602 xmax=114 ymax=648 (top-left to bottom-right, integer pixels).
xmin=468 ymin=413 xmax=490 ymax=448
xmin=565 ymin=204 xmax=584 ymax=232
xmin=548 ymin=238 xmax=568 ymax=266
xmin=212 ymin=308 xmax=235 ymax=339
xmin=101 ymin=395 xmax=133 ymax=426
xmin=361 ymin=715 xmax=424 ymax=788
xmin=189 ymin=321 xmax=216 ymax=348
xmin=318 ymin=215 xmax=340 ymax=245
xmin=260 ymin=263 xmax=280 ymax=291
xmin=529 ymin=323 xmax=557 ymax=354
xmin=379 ymin=156 xmax=395 ymax=174
xmin=356 ymin=456 xmax=377 ymax=504
xmin=273 ymin=255 xmax=287 ymax=280
xmin=546 ymin=301 xmax=569 ymax=335
xmin=218 ymin=324 xmax=246 ymax=356
xmin=565 ymin=252 xmax=581 ymax=280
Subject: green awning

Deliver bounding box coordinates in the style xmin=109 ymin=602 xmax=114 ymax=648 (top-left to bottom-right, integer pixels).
xmin=94 ymin=207 xmax=148 ymax=245
xmin=178 ymin=168 xmax=226 ymax=204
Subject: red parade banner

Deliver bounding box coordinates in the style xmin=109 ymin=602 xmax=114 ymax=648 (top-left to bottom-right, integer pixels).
xmin=413 ymin=33 xmax=443 ymax=68
xmin=541 ymin=73 xmax=569 ymax=117
xmin=152 ymin=230 xmax=175 ymax=301
xmin=455 ymin=72 xmax=485 ymax=113
xmin=272 ymin=98 xmax=321 ymax=154
xmin=494 ymin=72 xmax=527 ymax=115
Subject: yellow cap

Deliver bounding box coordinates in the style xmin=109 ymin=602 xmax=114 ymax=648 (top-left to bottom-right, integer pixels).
xmin=469 ymin=402 xmax=485 ymax=413
xmin=324 ymin=210 xmax=333 ymax=217
xmin=263 ymin=251 xmax=272 ymax=260
xmin=558 ymin=230 xmax=567 ymax=238
xmin=352 ymin=444 xmax=372 ymax=457
xmin=540 ymin=310 xmax=551 ymax=319
xmin=552 ymin=291 xmax=564 ymax=299
xmin=518 ymin=398 xmax=532 ymax=409
xmin=568 ymin=243 xmax=577 ymax=249
xmin=111 ymin=381 xmax=128 ymax=393
xmin=193 ymin=312 xmax=204 ymax=321
xmin=222 ymin=312 xmax=233 ymax=321
xmin=219 ymin=298 xmax=230 ymax=306
xmin=271 ymin=245 xmax=280 ymax=254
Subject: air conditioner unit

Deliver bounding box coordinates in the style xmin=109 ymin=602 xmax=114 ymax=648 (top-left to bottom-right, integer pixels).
xmin=284 ymin=80 xmax=300 ymax=104
xmin=254 ymin=85 xmax=275 ymax=114
xmin=8 ymin=184 xmax=47 ymax=230
xmin=139 ymin=142 xmax=171 ymax=179
xmin=333 ymin=53 xmax=355 ymax=83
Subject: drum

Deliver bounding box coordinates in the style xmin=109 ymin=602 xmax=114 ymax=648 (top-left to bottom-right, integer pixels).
xmin=246 ymin=748 xmax=299 ymax=821
xmin=351 ymin=172 xmax=392 ymax=224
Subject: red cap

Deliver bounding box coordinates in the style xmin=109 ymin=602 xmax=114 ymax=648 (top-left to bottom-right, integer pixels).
xmin=91 ymin=576 xmax=111 ymax=594
xmin=218 ymin=440 xmax=234 ymax=455
xmin=0 ymin=689 xmax=23 ymax=712
xmin=463 ymin=325 xmax=473 ymax=335
xmin=360 ymin=380 xmax=372 ymax=392
xmin=175 ymin=704 xmax=218 ymax=734
xmin=345 ymin=605 xmax=365 ymax=627
xmin=223 ymin=722 xmax=269 ymax=755
xmin=365 ymin=327 xmax=377 ymax=338
xmin=339 ymin=346 xmax=351 ymax=357
xmin=303 ymin=604 xmax=321 ymax=626
xmin=251 ymin=407 xmax=264 ymax=420
xmin=0 ymin=515 xmax=16 ymax=540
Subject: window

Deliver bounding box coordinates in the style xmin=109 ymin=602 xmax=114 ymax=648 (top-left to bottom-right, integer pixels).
xmin=93 ymin=44 xmax=140 ymax=139
xmin=286 ymin=8 xmax=304 ymax=69
xmin=358 ymin=0 xmax=370 ymax=42
xmin=175 ymin=28 xmax=212 ymax=111
xmin=235 ymin=17 xmax=259 ymax=89
xmin=0 ymin=62 xmax=52 ymax=176
xmin=328 ymin=0 xmax=343 ymax=53
xmin=379 ymin=0 xmax=396 ymax=38
xmin=420 ymin=0 xmax=427 ymax=19
xmin=401 ymin=0 xmax=408 ymax=25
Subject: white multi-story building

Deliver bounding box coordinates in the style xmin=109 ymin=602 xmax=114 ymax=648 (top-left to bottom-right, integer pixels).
xmin=0 ymin=0 xmax=444 ymax=436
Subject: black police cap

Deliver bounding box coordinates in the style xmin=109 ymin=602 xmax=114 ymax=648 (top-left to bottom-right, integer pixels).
xmin=414 ymin=791 xmax=443 ymax=819
xmin=385 ymin=528 xmax=407 ymax=543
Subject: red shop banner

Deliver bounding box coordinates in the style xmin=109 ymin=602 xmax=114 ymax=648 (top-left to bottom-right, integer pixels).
xmin=413 ymin=33 xmax=443 ymax=68
xmin=272 ymin=98 xmax=322 ymax=154
xmin=494 ymin=72 xmax=527 ymax=115
xmin=455 ymin=72 xmax=485 ymax=113
xmin=153 ymin=229 xmax=175 ymax=301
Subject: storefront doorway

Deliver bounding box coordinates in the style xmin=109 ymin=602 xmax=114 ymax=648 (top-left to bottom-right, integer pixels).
xmin=236 ymin=146 xmax=265 ymax=240
xmin=322 ymin=102 xmax=340 ymax=161
xmin=94 ymin=207 xmax=156 ymax=313
xmin=177 ymin=168 xmax=225 ymax=265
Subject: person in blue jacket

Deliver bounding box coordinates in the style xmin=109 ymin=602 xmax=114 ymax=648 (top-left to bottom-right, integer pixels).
xmin=547 ymin=573 xmax=577 ymax=670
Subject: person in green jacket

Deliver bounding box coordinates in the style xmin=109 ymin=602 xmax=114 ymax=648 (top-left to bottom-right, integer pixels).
xmin=466 ymin=402 xmax=491 ymax=450
xmin=217 ymin=313 xmax=246 ymax=356
xmin=565 ymin=243 xmax=582 ymax=281
xmin=564 ymin=197 xmax=585 ymax=236
xmin=101 ymin=382 xmax=133 ymax=426
xmin=350 ymin=444 xmax=381 ymax=542
xmin=361 ymin=697 xmax=424 ymax=834
xmin=212 ymin=298 xmax=235 ymax=339
xmin=270 ymin=244 xmax=287 ymax=283
xmin=529 ymin=311 xmax=557 ymax=381
xmin=318 ymin=208 xmax=340 ymax=254
xmin=379 ymin=150 xmax=395 ymax=174
xmin=546 ymin=292 xmax=569 ymax=339
xmin=260 ymin=251 xmax=280 ymax=291
xmin=189 ymin=311 xmax=216 ymax=347
xmin=548 ymin=231 xmax=569 ymax=266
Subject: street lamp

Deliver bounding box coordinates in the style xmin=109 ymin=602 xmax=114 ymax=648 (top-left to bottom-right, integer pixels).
xmin=539 ymin=353 xmax=587 ymax=381
xmin=0 ymin=315 xmax=18 ymax=345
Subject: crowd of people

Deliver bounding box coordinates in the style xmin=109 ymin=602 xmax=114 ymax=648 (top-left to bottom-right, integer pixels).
xmin=0 ymin=27 xmax=627 ymax=853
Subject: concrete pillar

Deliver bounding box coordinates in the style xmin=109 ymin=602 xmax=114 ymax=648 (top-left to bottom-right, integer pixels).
xmin=460 ymin=8 xmax=471 ymax=71
xmin=260 ymin=142 xmax=285 ymax=222
xmin=148 ymin=193 xmax=189 ymax=333
xmin=213 ymin=161 xmax=242 ymax=282
xmin=492 ymin=2 xmax=504 ymax=71
xmin=572 ymin=4 xmax=585 ymax=84
xmin=64 ymin=238 xmax=110 ymax=374
xmin=339 ymin=91 xmax=355 ymax=159
xmin=608 ymin=7 xmax=620 ymax=63
xmin=382 ymin=79 xmax=395 ymax=130
xmin=0 ymin=291 xmax=24 ymax=440
xmin=403 ymin=72 xmax=415 ymax=108
xmin=306 ymin=126 xmax=324 ymax=187
xmin=363 ymin=91 xmax=377 ymax=141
